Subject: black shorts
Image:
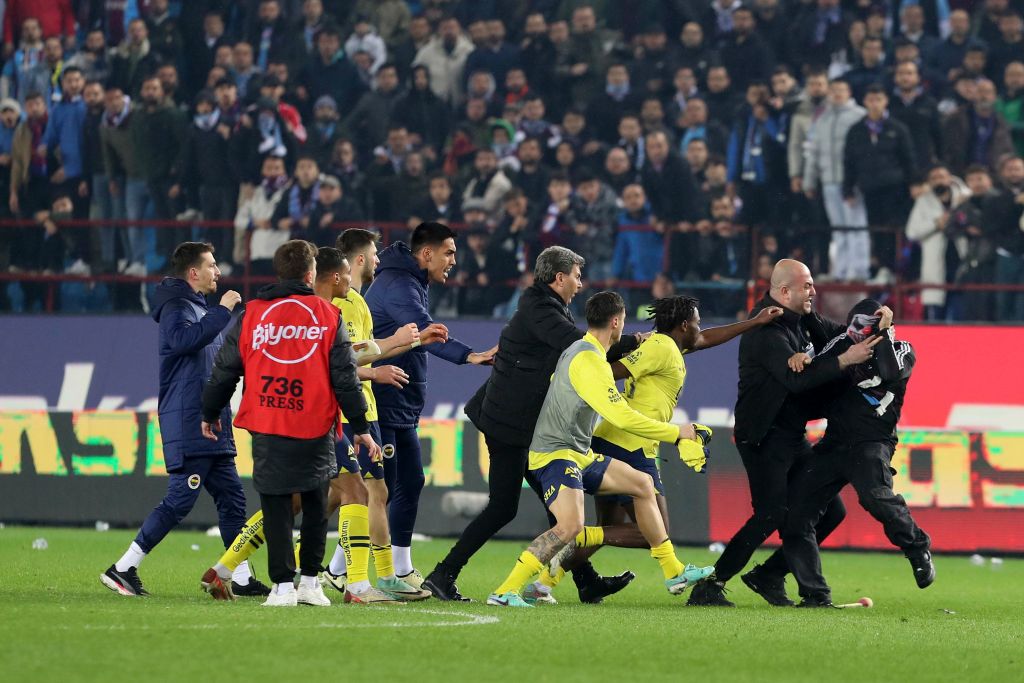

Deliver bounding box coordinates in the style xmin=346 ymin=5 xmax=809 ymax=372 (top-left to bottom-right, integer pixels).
xmin=339 ymin=421 xmax=385 ymax=480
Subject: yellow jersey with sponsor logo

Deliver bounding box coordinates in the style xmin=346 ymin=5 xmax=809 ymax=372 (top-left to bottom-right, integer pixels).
xmin=593 ymin=332 xmax=686 ymax=459
xmin=333 ymin=289 xmax=378 ymax=423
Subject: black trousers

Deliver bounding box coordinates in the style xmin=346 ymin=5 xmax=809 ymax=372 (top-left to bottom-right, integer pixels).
xmin=782 ymin=441 xmax=930 ymax=600
xmin=714 ymin=429 xmax=847 ymax=583
xmin=437 ymin=435 xmax=554 ymax=577
xmin=260 ymin=481 xmax=329 ymax=585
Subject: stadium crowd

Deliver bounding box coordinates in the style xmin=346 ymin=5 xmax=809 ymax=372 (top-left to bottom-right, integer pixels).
xmin=0 ymin=0 xmax=1023 ymax=321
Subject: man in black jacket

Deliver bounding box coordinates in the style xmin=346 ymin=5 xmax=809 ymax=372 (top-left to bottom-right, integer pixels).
xmin=781 ymin=300 xmax=933 ymax=606
xmin=688 ymin=259 xmax=878 ymax=607
xmin=201 ymin=240 xmax=379 ymax=607
xmin=423 ymin=246 xmax=639 ymax=602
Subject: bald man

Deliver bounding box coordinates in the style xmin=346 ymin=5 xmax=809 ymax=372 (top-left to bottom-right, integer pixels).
xmin=687 ymin=260 xmax=879 ymax=607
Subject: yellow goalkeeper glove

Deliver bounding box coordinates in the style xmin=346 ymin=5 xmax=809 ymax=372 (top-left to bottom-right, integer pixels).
xmin=677 ymin=423 xmax=713 ymax=473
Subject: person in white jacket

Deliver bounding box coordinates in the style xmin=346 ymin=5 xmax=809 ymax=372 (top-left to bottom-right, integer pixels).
xmin=803 ymin=78 xmax=869 ymax=281
xmin=412 ymin=17 xmax=474 ymax=105
xmin=234 ymin=155 xmax=290 ymax=274
xmin=345 ymin=17 xmax=387 ymax=74
xmin=905 ymin=163 xmax=969 ymax=320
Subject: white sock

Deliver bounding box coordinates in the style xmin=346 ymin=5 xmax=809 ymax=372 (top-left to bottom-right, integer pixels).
xmin=214 ymin=562 xmax=232 ymax=581
xmin=232 ymin=561 xmax=252 ymax=586
xmin=532 ymin=581 xmax=551 ymax=595
xmin=299 ymin=574 xmax=318 ymax=589
xmin=276 ymin=582 xmax=296 ymax=595
xmin=349 ymin=579 xmax=371 ymax=593
xmin=393 ymin=545 xmax=413 ymax=576
xmin=115 ymin=542 xmax=146 ymax=572
xmin=328 ymin=543 xmax=347 ymax=576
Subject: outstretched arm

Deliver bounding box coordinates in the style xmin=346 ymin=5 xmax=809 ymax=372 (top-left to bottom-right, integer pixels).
xmin=690 ymin=306 xmax=784 ymax=352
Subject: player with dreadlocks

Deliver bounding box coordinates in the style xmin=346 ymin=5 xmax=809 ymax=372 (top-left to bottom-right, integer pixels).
xmin=523 ymin=294 xmax=784 ymax=604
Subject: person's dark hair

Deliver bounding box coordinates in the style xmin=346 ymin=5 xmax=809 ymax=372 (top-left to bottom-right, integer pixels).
xmin=84 ymin=78 xmax=104 ymax=90
xmin=337 ymin=228 xmax=378 ymax=260
xmin=410 ymin=221 xmax=456 ymax=253
xmin=846 ymin=298 xmax=882 ymax=324
xmin=585 ymin=291 xmax=626 ymax=327
xmin=427 ymin=170 xmax=450 ymax=185
xmin=863 ymin=36 xmax=884 ymax=47
xmin=964 ymin=163 xmax=991 ymax=177
xmin=318 ymin=26 xmax=340 ymax=41
xmin=62 ymin=66 xmax=83 ymax=79
xmin=864 ymin=83 xmax=887 ymax=97
xmin=647 ymin=295 xmax=699 ymax=334
xmin=806 ymin=68 xmax=828 ymax=80
xmin=24 ymin=91 xmax=44 ymax=103
xmin=171 ymin=242 xmax=214 ymax=278
xmin=535 ymin=246 xmax=584 ymax=283
xmin=295 ymin=154 xmax=319 ymax=167
xmin=548 ymin=170 xmax=571 ymax=184
xmin=273 ymin=240 xmax=317 ymax=280
xmin=925 ymin=162 xmax=949 ymax=176
xmin=772 ymin=65 xmax=794 ymax=78
xmin=576 ymin=169 xmax=599 ymax=184
xmin=503 ymin=187 xmax=525 ymax=202
xmin=315 ymin=246 xmax=346 ymax=279
xmin=377 ymin=61 xmax=398 ymax=75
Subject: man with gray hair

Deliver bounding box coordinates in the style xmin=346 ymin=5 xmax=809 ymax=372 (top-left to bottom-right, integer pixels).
xmin=424 ymin=246 xmax=643 ymax=602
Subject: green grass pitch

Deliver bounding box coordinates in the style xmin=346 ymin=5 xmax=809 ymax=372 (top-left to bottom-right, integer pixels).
xmin=1 ymin=527 xmax=1020 ymax=682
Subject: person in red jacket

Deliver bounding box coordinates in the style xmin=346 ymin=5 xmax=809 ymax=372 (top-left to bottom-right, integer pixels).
xmin=201 ymin=239 xmax=380 ymax=607
xmin=3 ymin=0 xmax=75 ymax=57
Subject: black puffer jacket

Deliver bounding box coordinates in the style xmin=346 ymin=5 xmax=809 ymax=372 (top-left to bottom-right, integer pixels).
xmin=733 ymin=294 xmax=846 ymax=446
xmin=202 ymin=281 xmax=368 ymax=494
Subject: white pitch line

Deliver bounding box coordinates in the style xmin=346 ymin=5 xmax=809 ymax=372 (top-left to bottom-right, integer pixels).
xmin=50 ymin=609 xmax=500 ymax=631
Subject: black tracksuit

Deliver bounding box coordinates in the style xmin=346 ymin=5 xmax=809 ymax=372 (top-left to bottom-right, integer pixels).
xmin=201 ymin=281 xmax=369 ymax=584
xmin=714 ymin=294 xmax=848 ymax=583
xmin=435 ymin=282 xmax=637 ymax=579
xmin=782 ymin=328 xmax=930 ymax=601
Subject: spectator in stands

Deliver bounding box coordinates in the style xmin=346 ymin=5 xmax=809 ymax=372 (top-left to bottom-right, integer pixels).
xmin=985 ymin=155 xmax=1024 ymax=319
xmin=720 ymin=7 xmax=774 ymax=92
xmin=928 ymin=9 xmax=976 ymax=80
xmin=987 ymin=12 xmax=1024 ymax=83
xmin=325 ymin=138 xmax=366 ymax=211
xmin=803 ymin=77 xmax=867 ymax=281
xmin=258 ymin=74 xmax=306 ymax=145
xmin=519 ymin=12 xmax=556 ymax=99
xmin=393 ymin=65 xmax=449 ymax=158
xmin=302 ymin=173 xmax=363 ymax=246
xmin=566 ymin=169 xmax=617 ymax=281
xmin=345 ymin=15 xmax=387 ymax=75
xmin=906 ymin=163 xmax=970 ymax=320
xmin=463 ymin=19 xmax=519 ymax=89
xmin=111 ymin=19 xmax=161 ymax=98
xmin=17 ymin=36 xmax=64 ymax=105
xmin=704 ymin=65 xmax=741 ymax=126
xmin=602 ymin=146 xmax=635 ymax=196
xmin=389 ymin=13 xmax=431 ymax=80
xmin=943 ymin=78 xmax=1014 ymax=176
xmin=727 ymin=81 xmax=786 ymax=227
xmin=563 ymin=5 xmax=605 ymax=105
xmin=357 ymin=0 xmax=411 ymax=51
xmin=792 ymin=0 xmax=850 ymax=70
xmin=298 ymin=27 xmax=365 ymax=120
xmin=271 ymin=154 xmax=321 ymax=245
xmin=611 ymin=183 xmax=661 ymax=286
xmin=516 ymin=93 xmax=558 ymax=148
xmin=997 ymin=61 xmax=1024 ymax=158
xmin=9 ymin=93 xmax=51 ymax=219
xmin=157 ymin=64 xmax=186 ymax=108
xmin=616 ymin=113 xmax=646 ymax=171
xmin=180 ymin=90 xmax=238 ymax=270
xmin=408 ymin=171 xmax=460 ymax=227
xmin=787 ymin=69 xmax=829 ymax=199
xmin=845 ymin=36 xmax=888 ymax=102
xmin=189 ymin=11 xmax=228 ymax=96
xmin=588 ymin=63 xmax=643 ymax=144
xmin=79 ymin=80 xmax=109 ymax=271
xmin=146 ymin=0 xmax=183 ymax=67
xmin=67 ymin=29 xmax=113 ymax=86
xmin=232 ymin=42 xmax=261 ymax=102
xmin=890 ymin=60 xmax=944 ymax=169
xmin=509 ymin=136 xmax=550 ymax=207
xmin=297 ymin=0 xmax=332 ymax=55
xmin=462 ymin=148 xmax=512 ymax=214
xmin=413 ymin=16 xmax=473 ymax=105
xmin=897 ymin=4 xmax=939 ymax=63
xmin=234 ymin=154 xmax=289 ymax=275
xmin=454 ymin=226 xmax=497 ymax=316
xmin=951 ymin=165 xmax=998 ymax=320
xmin=305 ymin=95 xmax=343 ymax=168
xmin=677 ymin=97 xmax=729 ymax=157
xmin=671 ymin=23 xmax=712 ymax=83
xmin=100 ymin=85 xmax=146 ymax=277
xmin=666 ymin=66 xmax=700 ymax=127
xmin=844 ymin=84 xmax=917 ymax=270
xmin=248 ymin=0 xmax=305 ymax=76
xmin=641 ymin=130 xmax=699 ymax=233
xmin=2 ymin=0 xmax=75 ymax=59
xmin=132 ymin=76 xmax=187 ymax=259
xmin=0 ymin=18 xmax=43 ymax=102
xmin=344 ymin=62 xmax=402 ymax=157
xmin=503 ymin=67 xmax=531 ymax=107
xmin=536 ymin=171 xmax=573 ymax=250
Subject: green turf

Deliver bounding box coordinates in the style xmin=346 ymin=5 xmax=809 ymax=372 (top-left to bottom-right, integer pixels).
xmin=0 ymin=527 xmax=1020 ymax=682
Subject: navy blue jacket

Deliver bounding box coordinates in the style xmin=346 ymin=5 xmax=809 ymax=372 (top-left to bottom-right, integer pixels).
xmin=364 ymin=242 xmax=473 ymax=428
xmin=153 ymin=278 xmax=235 ymax=471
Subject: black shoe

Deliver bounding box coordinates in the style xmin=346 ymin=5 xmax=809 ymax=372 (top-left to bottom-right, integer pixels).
xmin=741 ymin=565 xmax=795 ymax=607
xmin=422 ymin=568 xmax=471 ymax=602
xmin=233 ymin=577 xmax=272 ymax=597
xmin=100 ymin=565 xmax=149 ymax=597
xmin=577 ymin=570 xmax=636 ymax=604
xmin=907 ymin=550 xmax=935 ymax=589
xmin=686 ymin=579 xmax=734 ymax=607
xmin=795 ymin=595 xmax=834 ymax=608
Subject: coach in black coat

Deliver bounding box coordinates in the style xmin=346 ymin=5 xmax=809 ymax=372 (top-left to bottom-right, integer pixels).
xmin=424 ymin=246 xmax=641 ymax=601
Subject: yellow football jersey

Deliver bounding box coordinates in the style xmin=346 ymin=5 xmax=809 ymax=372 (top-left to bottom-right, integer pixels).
xmin=593 ymin=332 xmax=686 ymax=458
xmin=332 ymin=289 xmax=378 ymax=423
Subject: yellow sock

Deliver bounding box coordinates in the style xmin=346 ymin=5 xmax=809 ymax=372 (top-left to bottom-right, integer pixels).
xmin=494 ymin=550 xmax=544 ymax=595
xmin=575 ymin=526 xmax=605 ymax=548
xmin=372 ymin=543 xmax=394 ymax=580
xmin=651 ymin=540 xmax=684 ymax=580
xmin=217 ymin=510 xmax=264 ymax=571
xmin=340 ymin=504 xmax=370 ymax=584
xmin=293 ymin=538 xmax=301 ymax=569
xmin=538 ymin=566 xmax=566 ymax=589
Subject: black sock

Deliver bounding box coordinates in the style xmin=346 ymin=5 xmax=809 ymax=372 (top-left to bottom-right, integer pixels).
xmin=571 ymin=560 xmax=599 ymax=586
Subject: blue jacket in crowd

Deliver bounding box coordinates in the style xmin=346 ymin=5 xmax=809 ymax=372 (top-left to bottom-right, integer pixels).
xmin=152 ymin=277 xmax=235 ymax=471
xmin=364 ymin=241 xmax=473 ymax=429
xmin=42 ymin=97 xmax=86 ymax=179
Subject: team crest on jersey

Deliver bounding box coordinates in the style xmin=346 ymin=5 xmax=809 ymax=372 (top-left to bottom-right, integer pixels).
xmin=187 ymin=474 xmax=201 ymax=490
xmin=383 ymin=444 xmax=396 ymax=459
xmin=564 ymin=465 xmax=581 ymax=479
